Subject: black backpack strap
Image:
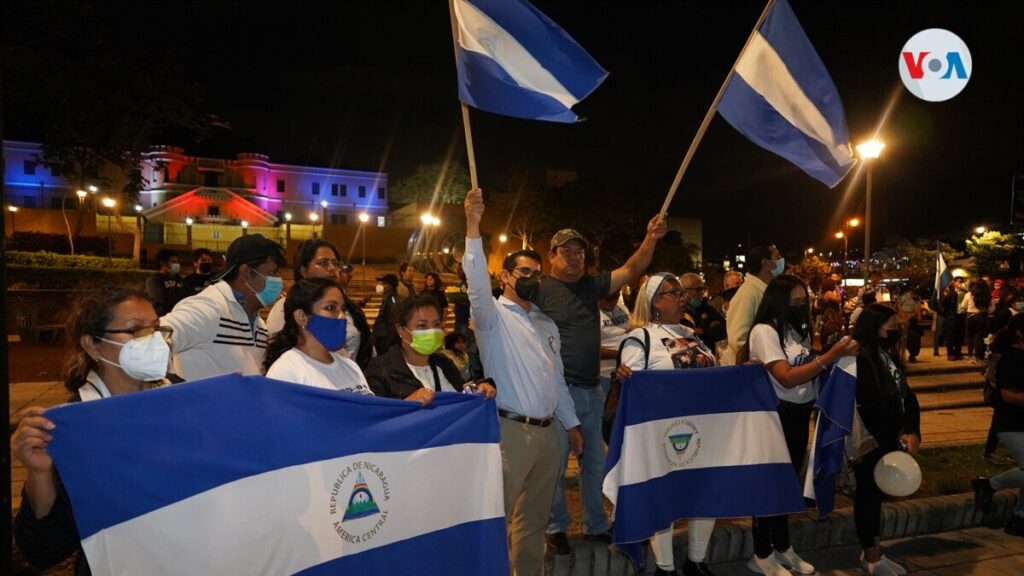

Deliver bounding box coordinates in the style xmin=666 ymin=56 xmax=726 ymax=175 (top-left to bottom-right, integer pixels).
xmin=616 ymin=328 xmax=651 ymax=371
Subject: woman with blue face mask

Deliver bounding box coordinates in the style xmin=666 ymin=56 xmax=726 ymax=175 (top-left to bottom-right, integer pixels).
xmin=264 ymin=278 xmax=372 ymax=395
xmin=11 ymin=289 xmax=180 ymax=575
xmin=364 ymin=293 xmax=495 ymax=405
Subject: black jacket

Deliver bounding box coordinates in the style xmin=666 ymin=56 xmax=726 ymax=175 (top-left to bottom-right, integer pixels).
xmin=364 ymin=345 xmax=467 ymax=399
xmin=855 ymin=349 xmax=922 ymax=453
xmin=372 ymin=292 xmax=398 ymax=355
xmin=342 ymin=290 xmax=374 ymax=369
xmin=681 ymin=299 xmax=727 ymax=350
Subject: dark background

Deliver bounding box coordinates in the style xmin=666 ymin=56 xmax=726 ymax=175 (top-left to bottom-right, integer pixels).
xmin=5 ymin=0 xmax=1023 ymax=259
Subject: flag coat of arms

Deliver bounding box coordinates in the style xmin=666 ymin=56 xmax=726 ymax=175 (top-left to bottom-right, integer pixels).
xmin=603 ymin=365 xmax=806 ymax=564
xmin=44 ymin=375 xmax=508 ymax=575
xmin=451 ymin=0 xmax=608 ymax=122
xmin=718 ymin=0 xmax=855 ymax=187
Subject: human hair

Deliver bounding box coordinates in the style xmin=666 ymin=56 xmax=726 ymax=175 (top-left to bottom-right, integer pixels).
xmin=821 ymin=278 xmax=837 ymax=293
xmin=263 ymin=277 xmax=341 ymax=373
xmin=192 ymin=248 xmax=213 ymax=262
xmin=424 ymin=272 xmax=443 ymax=291
xmin=853 ymin=303 xmax=901 ymax=383
xmin=444 ymin=331 xmax=464 ymax=351
xmin=869 ymin=270 xmax=882 ymax=280
xmin=971 ymin=278 xmax=992 ymax=310
xmin=861 ymin=290 xmax=877 ymax=306
xmin=993 ymin=312 xmax=1024 ymax=355
xmin=392 ymin=293 xmax=443 ymax=332
xmin=502 ymin=249 xmax=542 ymax=272
xmin=222 ymin=251 xmax=287 ymax=282
xmin=156 ymin=249 xmax=177 ymax=265
xmin=723 ymin=270 xmax=743 ymax=287
xmin=752 ymin=274 xmax=810 ymax=348
xmin=293 ymin=239 xmax=341 ymax=280
xmin=998 ymin=288 xmax=1019 ymax=310
xmin=746 ymin=245 xmax=773 ymax=276
xmin=629 ymin=273 xmax=677 ymax=330
xmin=62 ymin=289 xmax=152 ymax=392
xmin=399 ymin=261 xmax=409 ymax=275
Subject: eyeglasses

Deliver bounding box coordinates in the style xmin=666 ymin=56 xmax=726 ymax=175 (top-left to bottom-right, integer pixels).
xmin=556 ymin=247 xmax=586 ymax=260
xmin=657 ymin=289 xmax=684 ymax=299
xmin=312 ymin=258 xmax=344 ymax=271
xmin=103 ymin=325 xmax=173 ymax=341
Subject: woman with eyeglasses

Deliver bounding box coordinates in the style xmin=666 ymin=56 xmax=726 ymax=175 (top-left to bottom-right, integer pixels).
xmin=747 ymin=275 xmax=859 ymax=576
xmin=267 ymin=239 xmax=372 ymax=367
xmin=264 ymin=278 xmax=373 ymax=394
xmin=614 ymin=272 xmax=717 ymax=576
xmin=12 ymin=289 xmax=179 ymax=575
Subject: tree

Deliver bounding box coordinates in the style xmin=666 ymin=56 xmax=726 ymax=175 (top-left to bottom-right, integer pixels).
xmin=873 ymin=238 xmax=960 ymax=295
xmin=389 ymin=161 xmax=471 ymax=205
xmin=793 ymin=254 xmax=837 ymax=289
xmin=966 ymin=231 xmax=1021 ymax=277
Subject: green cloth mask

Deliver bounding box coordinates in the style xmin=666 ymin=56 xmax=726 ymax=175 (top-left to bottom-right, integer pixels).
xmin=406 ymin=328 xmax=443 ymax=356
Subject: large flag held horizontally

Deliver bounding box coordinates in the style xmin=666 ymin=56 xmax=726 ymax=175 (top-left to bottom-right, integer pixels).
xmin=44 ymin=375 xmax=507 ymax=576
xmin=451 ymin=0 xmax=608 ymax=123
xmin=718 ymin=0 xmax=855 ymax=187
xmin=803 ymin=357 xmax=857 ymax=517
xmin=935 ymin=244 xmax=952 ymax=300
xmin=603 ymin=365 xmax=806 ymax=566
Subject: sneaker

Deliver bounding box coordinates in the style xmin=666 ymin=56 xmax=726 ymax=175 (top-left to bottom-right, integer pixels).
xmin=1006 ymin=514 xmax=1024 ymax=537
xmin=773 ymin=547 xmax=814 ymax=574
xmin=879 ymin=556 xmax=907 ymax=576
xmin=860 ymin=555 xmax=900 ymax=575
xmin=682 ymin=559 xmax=715 ymax=575
xmin=546 ymin=532 xmax=570 ymax=555
xmin=583 ymin=529 xmax=613 ymax=544
xmin=747 ymin=554 xmax=792 ymax=576
xmin=972 ymin=477 xmax=995 ymax=513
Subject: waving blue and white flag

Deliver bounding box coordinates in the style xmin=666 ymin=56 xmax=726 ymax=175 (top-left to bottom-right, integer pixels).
xmin=718 ymin=0 xmax=854 ymax=187
xmin=603 ymin=365 xmax=806 ymax=566
xmin=451 ymin=0 xmax=608 ymax=123
xmin=803 ymin=357 xmax=857 ymax=517
xmin=935 ymin=245 xmax=952 ymax=301
xmin=45 ymin=375 xmax=507 ymax=576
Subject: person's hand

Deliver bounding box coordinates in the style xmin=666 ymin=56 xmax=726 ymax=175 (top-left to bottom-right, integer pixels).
xmin=10 ymin=407 xmax=55 ymax=476
xmin=615 ymin=363 xmax=633 ymax=382
xmin=900 ymin=433 xmax=921 ymax=455
xmin=828 ymin=336 xmax=860 ymax=358
xmin=405 ymin=388 xmax=435 ymax=406
xmin=646 ymin=214 xmax=668 ymax=241
xmin=476 ymin=382 xmax=497 ymax=399
xmin=464 ymin=189 xmax=485 ymax=227
xmin=769 ymin=244 xmax=781 ymax=261
xmin=568 ymin=426 xmax=584 ymax=456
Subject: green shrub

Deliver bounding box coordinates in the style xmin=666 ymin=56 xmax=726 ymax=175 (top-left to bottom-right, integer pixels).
xmin=7 ymin=265 xmax=150 ymax=289
xmin=5 ymin=251 xmax=138 ymax=270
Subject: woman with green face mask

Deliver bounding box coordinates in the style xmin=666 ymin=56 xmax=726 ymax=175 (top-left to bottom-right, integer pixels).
xmin=364 ymin=293 xmax=495 ymax=404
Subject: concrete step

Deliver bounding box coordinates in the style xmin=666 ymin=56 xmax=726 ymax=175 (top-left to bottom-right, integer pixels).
xmin=908 ymin=370 xmax=985 ymax=393
xmin=916 ymin=387 xmax=987 ymax=411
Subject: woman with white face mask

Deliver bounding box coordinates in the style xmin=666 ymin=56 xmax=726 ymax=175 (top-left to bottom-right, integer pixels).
xmin=11 ymin=289 xmax=178 ymax=575
xmin=364 ymin=293 xmax=495 ymax=404
xmin=264 ymin=278 xmax=372 ymax=395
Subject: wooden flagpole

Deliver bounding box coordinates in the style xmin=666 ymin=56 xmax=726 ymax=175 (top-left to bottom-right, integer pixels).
xmin=657 ymin=0 xmax=776 ymax=220
xmin=447 ymin=0 xmax=479 ymax=190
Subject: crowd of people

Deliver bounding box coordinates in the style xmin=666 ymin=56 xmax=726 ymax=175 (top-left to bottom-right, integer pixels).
xmin=10 ymin=191 xmax=1024 ymax=576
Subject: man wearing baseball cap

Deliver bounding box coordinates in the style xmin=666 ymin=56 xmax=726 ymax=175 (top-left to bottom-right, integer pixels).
xmin=161 ymin=233 xmax=286 ymax=381
xmin=538 ymin=217 xmax=667 ymax=553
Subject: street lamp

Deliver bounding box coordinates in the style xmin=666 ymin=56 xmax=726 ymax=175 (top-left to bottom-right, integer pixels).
xmin=76 ymin=189 xmax=87 ymax=209
xmin=8 ymin=205 xmax=18 ymax=235
xmin=805 ymin=247 xmax=814 ymax=255
xmin=284 ymin=212 xmax=293 ymax=247
xmin=320 ymin=200 xmax=328 ymax=229
xmin=309 ymin=211 xmax=319 ymax=239
xmin=856 ymin=139 xmax=885 ymax=280
xmin=358 ymin=212 xmax=369 ymax=286
xmin=421 ymin=213 xmax=433 ymax=226
xmin=974 ymin=226 xmax=987 ymax=235
xmin=431 ymin=216 xmax=441 ymax=227
xmin=185 ymin=217 xmax=194 ymax=250
xmin=87 ymin=185 xmax=99 ymax=193
xmin=101 ymin=197 xmax=117 ymax=262
xmin=241 ymin=220 xmax=249 ymax=235
xmin=499 ymin=234 xmax=508 ymax=243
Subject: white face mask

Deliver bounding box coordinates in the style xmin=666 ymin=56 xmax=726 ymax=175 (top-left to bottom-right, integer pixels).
xmin=375 ymin=283 xmax=385 ymax=295
xmin=771 ymin=257 xmax=786 ymax=277
xmin=169 ymin=262 xmax=181 ymax=275
xmin=99 ymin=332 xmax=170 ymax=381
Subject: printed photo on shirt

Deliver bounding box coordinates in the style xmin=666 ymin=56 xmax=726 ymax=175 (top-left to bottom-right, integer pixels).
xmin=661 ymin=336 xmax=715 ymax=370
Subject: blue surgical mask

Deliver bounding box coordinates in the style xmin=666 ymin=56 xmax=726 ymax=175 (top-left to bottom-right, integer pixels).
xmin=688 ymin=298 xmax=702 ymax=309
xmin=771 ymin=257 xmax=786 ymax=278
xmin=169 ymin=262 xmax=181 ymax=275
xmin=247 ymin=270 xmax=283 ymax=307
xmin=305 ymin=314 xmax=347 ymax=351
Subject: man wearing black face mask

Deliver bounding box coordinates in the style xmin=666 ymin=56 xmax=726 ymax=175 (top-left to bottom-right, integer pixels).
xmin=183 ymin=248 xmax=216 ymax=297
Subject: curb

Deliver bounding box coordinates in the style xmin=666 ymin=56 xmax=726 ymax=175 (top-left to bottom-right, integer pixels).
xmin=547 ymin=491 xmax=1019 ymax=575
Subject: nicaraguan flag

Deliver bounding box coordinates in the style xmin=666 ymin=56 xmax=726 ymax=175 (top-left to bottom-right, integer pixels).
xmin=718 ymin=0 xmax=854 ymax=187
xmin=935 ymin=245 xmax=952 ymax=301
xmin=603 ymin=365 xmax=806 ymax=566
xmin=803 ymin=357 xmax=856 ymax=517
xmin=451 ymin=0 xmax=608 ymax=122
xmin=44 ymin=375 xmax=507 ymax=576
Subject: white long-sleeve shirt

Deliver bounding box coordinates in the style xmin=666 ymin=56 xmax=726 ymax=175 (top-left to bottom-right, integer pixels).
xmin=161 ymin=281 xmax=268 ymax=381
xmin=462 ymin=237 xmax=578 ymax=429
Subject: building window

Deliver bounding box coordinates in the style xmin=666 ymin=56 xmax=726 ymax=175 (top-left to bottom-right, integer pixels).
xmin=208 ymin=206 xmax=221 ymax=217
xmin=204 ymin=172 xmax=219 ymax=187
xmin=312 ymin=182 xmax=320 ymax=195
xmin=23 ymin=161 xmax=36 ymax=175
xmin=377 ymin=187 xmax=386 ymax=199
xmin=340 ymin=184 xmax=348 ymax=197
xmin=331 ymin=184 xmax=339 ymax=196
xmin=377 ymin=216 xmax=386 ymax=227
xmin=50 ymin=197 xmax=66 ymax=210
xmin=277 ymin=179 xmax=285 ymax=193
xmin=330 ymin=214 xmax=347 ymax=225
xmin=358 ymin=185 xmax=366 ymax=198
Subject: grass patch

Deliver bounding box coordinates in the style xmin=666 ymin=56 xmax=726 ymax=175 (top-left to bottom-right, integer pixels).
xmin=915 ymin=443 xmax=1015 ymax=496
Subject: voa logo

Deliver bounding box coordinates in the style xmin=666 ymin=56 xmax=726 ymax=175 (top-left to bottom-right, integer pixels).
xmin=899 ymin=28 xmax=971 ymax=102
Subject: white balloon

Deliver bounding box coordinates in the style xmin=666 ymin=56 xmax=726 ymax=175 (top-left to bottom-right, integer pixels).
xmin=874 ymin=451 xmax=922 ymax=497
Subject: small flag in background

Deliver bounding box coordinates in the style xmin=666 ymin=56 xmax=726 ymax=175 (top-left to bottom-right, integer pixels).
xmin=602 ymin=365 xmax=806 ymax=566
xmin=451 ymin=0 xmax=608 ymax=123
xmin=803 ymin=357 xmax=857 ymax=517
xmin=44 ymin=375 xmax=507 ymax=576
xmin=935 ymin=245 xmax=952 ymax=300
xmin=718 ymin=0 xmax=855 ymax=187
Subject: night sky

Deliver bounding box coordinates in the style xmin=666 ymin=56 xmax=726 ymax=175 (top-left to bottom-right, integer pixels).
xmin=6 ymin=1 xmax=1024 ymax=259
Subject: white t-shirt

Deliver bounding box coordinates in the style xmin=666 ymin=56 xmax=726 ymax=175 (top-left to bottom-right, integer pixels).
xmin=406 ymin=362 xmax=457 ymax=392
xmin=620 ymin=323 xmax=717 ymax=371
xmin=266 ymin=348 xmax=373 ymax=395
xmin=266 ymin=299 xmax=361 ymax=360
xmin=599 ymin=303 xmax=631 ymax=377
xmin=748 ymin=323 xmax=817 ymax=404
